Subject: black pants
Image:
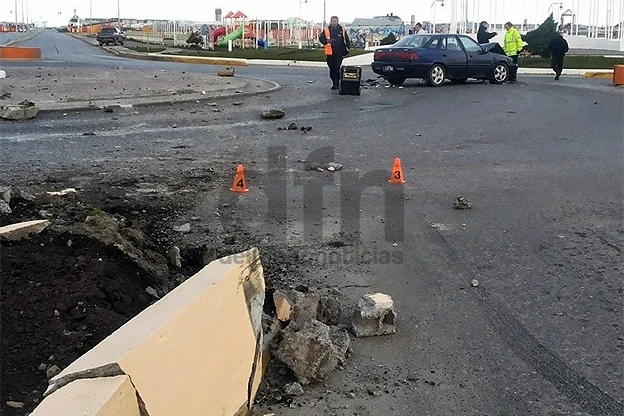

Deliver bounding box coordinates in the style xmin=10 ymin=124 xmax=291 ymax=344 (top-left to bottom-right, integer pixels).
xmin=326 ymin=55 xmax=343 ymax=83
xmin=551 ymin=55 xmax=564 ymax=75
xmin=510 ymin=55 xmax=519 ymax=81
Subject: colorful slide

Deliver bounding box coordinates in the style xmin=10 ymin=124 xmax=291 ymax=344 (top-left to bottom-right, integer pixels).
xmin=212 ymin=27 xmax=226 ymax=44
xmin=217 ymin=27 xmax=243 ymax=47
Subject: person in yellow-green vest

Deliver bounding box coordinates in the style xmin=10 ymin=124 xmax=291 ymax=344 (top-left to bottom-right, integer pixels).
xmin=504 ymin=22 xmax=524 ymax=83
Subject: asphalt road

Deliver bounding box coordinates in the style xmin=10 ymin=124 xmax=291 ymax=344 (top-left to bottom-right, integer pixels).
xmin=2 ymin=29 xmax=623 ymax=416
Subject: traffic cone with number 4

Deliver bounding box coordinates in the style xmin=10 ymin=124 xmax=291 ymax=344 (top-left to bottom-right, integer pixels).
xmin=231 ymin=164 xmax=249 ymax=193
xmin=389 ymin=158 xmax=405 ymax=184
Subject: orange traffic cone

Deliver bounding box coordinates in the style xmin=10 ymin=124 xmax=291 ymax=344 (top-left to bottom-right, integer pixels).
xmin=389 ymin=158 xmax=405 ymax=184
xmin=231 ymin=164 xmax=249 ymax=193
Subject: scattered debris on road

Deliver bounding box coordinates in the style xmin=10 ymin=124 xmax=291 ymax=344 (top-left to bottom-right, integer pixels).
xmin=173 ymin=223 xmax=191 ymax=233
xmin=260 ymin=109 xmax=286 ymax=120
xmin=283 ymin=382 xmax=304 ymax=396
xmin=453 ymin=196 xmax=472 ymax=210
xmin=46 ymin=188 xmax=77 ymax=196
xmin=351 ymin=293 xmax=397 ymax=337
xmin=305 ymin=162 xmax=343 ymax=172
xmin=471 ymin=279 xmax=479 ymax=287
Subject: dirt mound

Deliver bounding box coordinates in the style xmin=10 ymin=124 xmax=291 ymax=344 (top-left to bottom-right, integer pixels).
xmin=0 ymin=230 xmax=155 ymax=415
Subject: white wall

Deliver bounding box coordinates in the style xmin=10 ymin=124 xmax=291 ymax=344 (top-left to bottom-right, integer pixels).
xmin=564 ymin=35 xmax=623 ymax=51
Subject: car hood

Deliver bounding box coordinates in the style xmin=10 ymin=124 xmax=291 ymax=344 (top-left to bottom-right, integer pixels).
xmin=482 ymin=42 xmax=499 ymax=53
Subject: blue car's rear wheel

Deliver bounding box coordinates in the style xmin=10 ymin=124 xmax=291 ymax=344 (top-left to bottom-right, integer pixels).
xmin=491 ymin=63 xmax=509 ymax=84
xmin=427 ymin=64 xmax=446 ymax=87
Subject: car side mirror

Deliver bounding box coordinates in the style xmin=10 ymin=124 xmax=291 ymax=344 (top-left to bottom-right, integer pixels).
xmin=481 ymin=48 xmax=488 ymax=54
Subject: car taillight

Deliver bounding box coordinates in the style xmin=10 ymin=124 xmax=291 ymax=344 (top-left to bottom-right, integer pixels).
xmin=407 ymin=52 xmax=419 ymax=60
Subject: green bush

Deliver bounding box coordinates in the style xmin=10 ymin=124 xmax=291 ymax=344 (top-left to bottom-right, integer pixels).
xmin=523 ymin=14 xmax=558 ymax=59
xmin=380 ymin=33 xmax=397 ymax=46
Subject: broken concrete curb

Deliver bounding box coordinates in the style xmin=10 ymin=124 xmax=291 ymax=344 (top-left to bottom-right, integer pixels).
xmin=0 ymin=220 xmax=51 ymax=241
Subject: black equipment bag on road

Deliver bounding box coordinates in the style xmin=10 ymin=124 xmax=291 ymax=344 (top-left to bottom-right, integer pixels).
xmin=339 ymin=65 xmax=362 ymax=96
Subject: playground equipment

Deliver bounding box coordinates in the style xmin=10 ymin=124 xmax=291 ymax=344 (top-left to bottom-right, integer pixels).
xmin=217 ymin=26 xmax=243 ymax=46
xmin=212 ymin=26 xmax=226 ymax=44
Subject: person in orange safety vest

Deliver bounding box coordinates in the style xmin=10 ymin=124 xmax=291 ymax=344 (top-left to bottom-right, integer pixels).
xmin=319 ymin=16 xmax=351 ymax=90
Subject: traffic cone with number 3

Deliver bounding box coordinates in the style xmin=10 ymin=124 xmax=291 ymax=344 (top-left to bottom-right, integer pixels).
xmin=389 ymin=158 xmax=405 ymax=184
xmin=231 ymin=164 xmax=249 ymax=193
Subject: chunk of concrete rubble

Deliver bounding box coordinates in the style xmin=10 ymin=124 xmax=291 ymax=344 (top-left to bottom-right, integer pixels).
xmin=0 ymin=186 xmax=11 ymax=203
xmin=145 ymin=286 xmax=159 ymax=298
xmin=217 ymin=67 xmax=235 ymax=77
xmin=275 ymin=319 xmax=350 ymax=385
xmin=167 ymin=246 xmax=182 ymax=268
xmin=46 ymin=188 xmax=77 ymax=196
xmin=0 ymin=100 xmax=39 ymax=121
xmin=325 ymin=162 xmax=343 ymax=172
xmin=0 ymin=220 xmax=50 ymax=241
xmin=283 ymin=382 xmax=304 ymax=396
xmin=260 ymin=109 xmax=286 ymax=120
xmin=351 ymin=293 xmax=397 ymax=337
xmin=317 ymin=295 xmax=341 ymax=326
xmin=46 ymin=364 xmax=61 ymax=379
xmin=273 ymin=288 xmax=320 ymax=323
xmin=273 ymin=290 xmax=294 ymax=321
xmin=18 ymin=190 xmax=36 ymax=202
xmin=0 ymin=70 xmax=6 ymax=79
xmin=172 ymin=223 xmax=191 ymax=233
xmin=6 ymin=401 xmax=25 ymax=409
xmin=0 ymin=201 xmax=11 ymax=215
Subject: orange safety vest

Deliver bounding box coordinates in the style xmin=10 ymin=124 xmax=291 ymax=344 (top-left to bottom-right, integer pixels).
xmin=324 ymin=26 xmax=347 ymax=56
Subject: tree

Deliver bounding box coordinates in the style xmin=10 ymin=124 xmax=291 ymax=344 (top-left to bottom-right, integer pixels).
xmin=523 ymin=14 xmax=558 ymax=59
xmin=380 ymin=33 xmax=397 ymax=46
xmin=186 ymin=31 xmax=203 ymax=48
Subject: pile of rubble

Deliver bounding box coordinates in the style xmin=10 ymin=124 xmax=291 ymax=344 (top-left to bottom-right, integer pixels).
xmin=260 ymin=286 xmax=397 ymax=401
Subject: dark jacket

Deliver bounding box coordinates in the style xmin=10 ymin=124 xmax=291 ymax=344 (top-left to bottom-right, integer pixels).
xmin=477 ymin=24 xmax=496 ymax=44
xmin=319 ymin=24 xmax=350 ymax=57
xmin=548 ymin=35 xmax=569 ymax=57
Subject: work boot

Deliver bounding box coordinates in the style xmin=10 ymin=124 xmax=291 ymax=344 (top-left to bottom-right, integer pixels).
xmin=554 ymin=73 xmax=560 ymax=81
xmin=331 ymin=80 xmax=339 ymax=90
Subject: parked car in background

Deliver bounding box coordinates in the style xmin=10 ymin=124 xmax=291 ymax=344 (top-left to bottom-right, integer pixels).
xmin=96 ymin=27 xmax=125 ymax=46
xmin=372 ymin=34 xmax=515 ymax=87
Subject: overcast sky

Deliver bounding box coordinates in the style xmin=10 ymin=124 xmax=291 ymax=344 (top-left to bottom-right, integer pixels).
xmin=1 ymin=0 xmax=621 ymax=27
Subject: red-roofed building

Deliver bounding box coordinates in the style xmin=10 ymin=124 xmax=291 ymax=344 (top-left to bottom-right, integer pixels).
xmin=232 ymin=11 xmax=248 ymax=19
xmin=224 ymin=11 xmax=234 ymax=19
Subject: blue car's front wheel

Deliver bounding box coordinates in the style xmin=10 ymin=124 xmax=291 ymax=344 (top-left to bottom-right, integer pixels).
xmin=491 ymin=63 xmax=509 ymax=84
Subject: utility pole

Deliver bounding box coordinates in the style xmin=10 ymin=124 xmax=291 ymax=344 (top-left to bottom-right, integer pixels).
xmin=21 ymin=0 xmax=24 ymax=28
xmin=89 ymin=0 xmax=92 ymax=34
xmin=323 ymin=0 xmax=326 ymax=28
xmin=117 ymin=0 xmax=121 ymax=29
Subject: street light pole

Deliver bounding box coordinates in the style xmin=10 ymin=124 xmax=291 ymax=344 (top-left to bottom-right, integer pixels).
xmin=117 ymin=0 xmax=121 ymax=29
xmin=323 ymin=0 xmax=326 ymax=28
xmin=431 ymin=0 xmax=444 ymax=33
xmin=89 ymin=0 xmax=93 ymax=34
